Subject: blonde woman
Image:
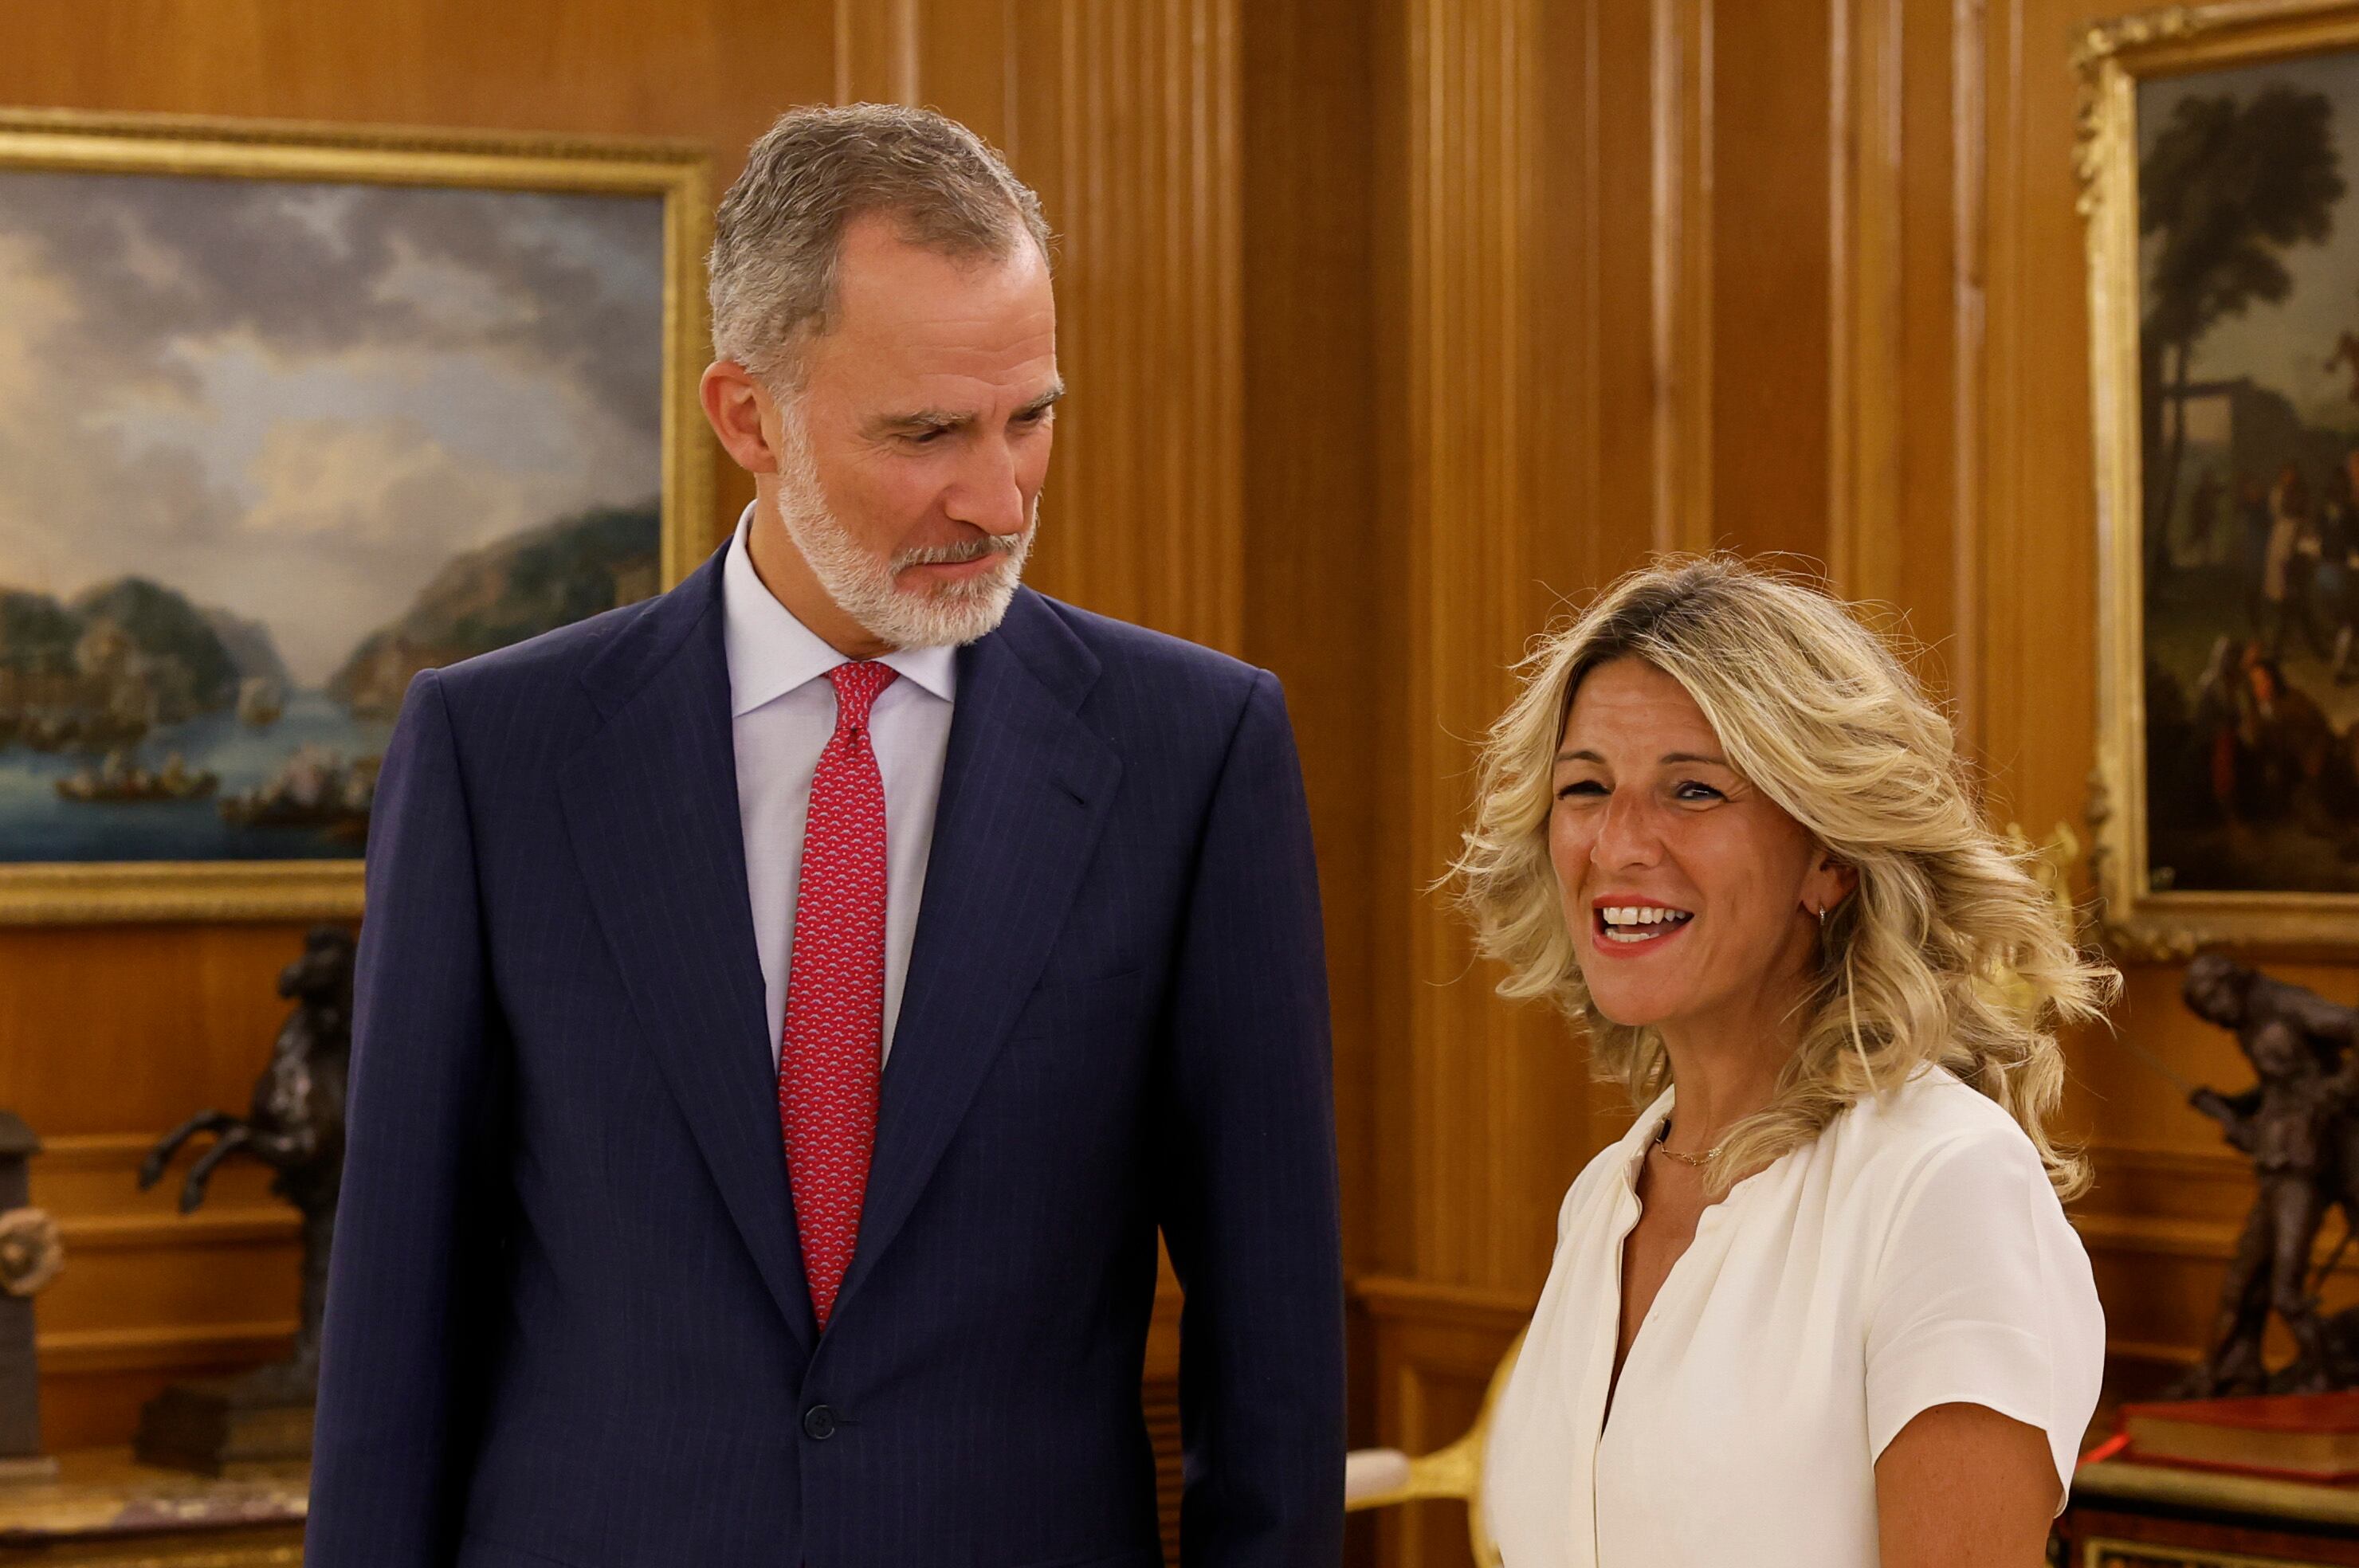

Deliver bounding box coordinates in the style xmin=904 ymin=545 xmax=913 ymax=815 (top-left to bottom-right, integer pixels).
xmin=1456 ymin=558 xmax=2113 ymax=1567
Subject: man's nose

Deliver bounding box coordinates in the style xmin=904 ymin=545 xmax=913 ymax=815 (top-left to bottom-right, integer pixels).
xmin=944 ymin=438 xmax=1030 ymax=538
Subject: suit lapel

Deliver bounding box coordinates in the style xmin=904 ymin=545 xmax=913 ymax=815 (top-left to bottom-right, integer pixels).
xmin=557 ymin=555 xmax=817 ymax=1353
xmin=833 ymin=593 xmax=1119 ymax=1318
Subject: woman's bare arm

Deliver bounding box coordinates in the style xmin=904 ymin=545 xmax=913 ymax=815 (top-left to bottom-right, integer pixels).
xmin=1875 ymin=1401 xmax=2060 ymax=1568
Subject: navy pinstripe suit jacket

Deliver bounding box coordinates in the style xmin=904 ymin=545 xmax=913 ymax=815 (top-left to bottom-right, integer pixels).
xmin=304 ymin=548 xmax=1345 ymax=1568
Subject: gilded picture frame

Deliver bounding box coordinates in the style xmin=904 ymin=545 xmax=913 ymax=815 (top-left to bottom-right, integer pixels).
xmin=0 ymin=109 xmax=712 ymax=923
xmin=2079 ymin=1 xmax=2359 ymax=958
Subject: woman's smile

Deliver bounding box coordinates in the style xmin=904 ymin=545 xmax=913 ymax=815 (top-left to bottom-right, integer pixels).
xmin=1590 ymin=898 xmax=1696 ymax=955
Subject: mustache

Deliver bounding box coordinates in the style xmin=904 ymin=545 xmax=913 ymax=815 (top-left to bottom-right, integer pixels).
xmin=893 ymin=531 xmax=1027 ymax=569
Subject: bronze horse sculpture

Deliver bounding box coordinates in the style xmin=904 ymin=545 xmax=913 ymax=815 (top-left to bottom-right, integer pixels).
xmin=140 ymin=926 xmax=355 ymax=1401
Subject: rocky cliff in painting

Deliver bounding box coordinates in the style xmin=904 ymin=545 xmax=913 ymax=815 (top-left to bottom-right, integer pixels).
xmin=0 ymin=577 xmax=282 ymax=751
xmin=0 ymin=592 xmax=80 ymax=676
xmin=330 ymin=501 xmax=661 ymax=719
xmin=69 ymin=579 xmax=241 ymax=713
xmin=205 ymin=606 xmax=292 ymax=686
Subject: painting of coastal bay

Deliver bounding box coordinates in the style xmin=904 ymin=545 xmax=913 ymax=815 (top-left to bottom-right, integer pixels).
xmin=0 ymin=117 xmax=703 ymax=911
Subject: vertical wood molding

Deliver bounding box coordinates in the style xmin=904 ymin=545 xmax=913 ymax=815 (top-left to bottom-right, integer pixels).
xmin=1707 ymin=0 xmax=1834 ymax=563
xmin=1237 ymin=0 xmax=1380 ymax=1278
xmin=835 ymin=0 xmax=920 ymax=105
xmin=1828 ymin=0 xmax=1907 ymax=602
xmin=1827 ymin=0 xmax=1988 ymax=724
xmin=1399 ymin=0 xmax=1537 ymax=1289
xmin=1976 ymin=0 xmax=2030 ymax=792
xmin=1387 ymin=0 xmax=1594 ymax=1297
xmin=1589 ymin=0 xmax=1668 ymax=589
xmin=913 ymin=1 xmax=1020 ymax=152
xmin=1970 ymin=0 xmax=2109 ymax=857
xmin=1948 ymin=0 xmax=1989 ymax=750
xmin=1013 ymin=0 xmax=1246 ymax=655
xmin=1651 ymin=0 xmax=1714 ymax=554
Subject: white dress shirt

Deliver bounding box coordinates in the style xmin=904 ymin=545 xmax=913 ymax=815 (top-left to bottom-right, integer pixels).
xmin=721 ymin=507 xmax=957 ymax=1067
xmin=1482 ymin=1064 xmax=2104 ymax=1567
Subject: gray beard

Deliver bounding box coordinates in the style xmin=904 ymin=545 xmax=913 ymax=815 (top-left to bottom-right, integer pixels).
xmin=773 ymin=412 xmax=1032 ymax=649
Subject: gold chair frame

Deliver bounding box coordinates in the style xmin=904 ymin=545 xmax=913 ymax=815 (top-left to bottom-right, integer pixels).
xmin=1344 ymin=1329 xmax=1525 ymax=1567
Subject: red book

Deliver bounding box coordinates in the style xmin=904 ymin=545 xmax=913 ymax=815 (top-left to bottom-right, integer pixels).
xmin=2122 ymin=1393 xmax=2359 ymax=1482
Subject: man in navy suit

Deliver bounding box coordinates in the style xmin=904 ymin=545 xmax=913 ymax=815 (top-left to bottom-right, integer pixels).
xmin=306 ymin=104 xmax=1344 ymax=1568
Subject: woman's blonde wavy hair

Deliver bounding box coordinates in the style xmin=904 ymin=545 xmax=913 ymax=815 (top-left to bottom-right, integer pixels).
xmin=1452 ymin=555 xmax=2116 ymax=1198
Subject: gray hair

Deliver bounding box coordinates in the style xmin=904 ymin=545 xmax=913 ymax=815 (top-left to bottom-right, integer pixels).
xmin=708 ymin=103 xmax=1052 ymax=386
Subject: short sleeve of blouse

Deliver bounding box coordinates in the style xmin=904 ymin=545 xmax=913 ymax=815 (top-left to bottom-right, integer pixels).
xmin=1862 ymin=1126 xmax=2106 ymax=1504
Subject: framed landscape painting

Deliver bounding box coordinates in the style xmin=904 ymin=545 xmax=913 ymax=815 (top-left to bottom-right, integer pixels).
xmin=2082 ymin=0 xmax=2359 ymax=955
xmin=0 ymin=111 xmax=711 ymax=922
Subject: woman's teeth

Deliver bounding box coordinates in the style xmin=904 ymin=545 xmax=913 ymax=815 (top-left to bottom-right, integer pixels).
xmin=1599 ymin=907 xmax=1694 ymax=943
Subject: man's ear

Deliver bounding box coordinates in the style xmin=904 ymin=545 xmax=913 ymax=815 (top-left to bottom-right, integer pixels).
xmin=701 ymin=360 xmax=780 ymax=476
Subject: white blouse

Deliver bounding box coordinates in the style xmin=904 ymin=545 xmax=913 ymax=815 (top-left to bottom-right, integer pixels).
xmin=1482 ymin=1064 xmax=2104 ymax=1568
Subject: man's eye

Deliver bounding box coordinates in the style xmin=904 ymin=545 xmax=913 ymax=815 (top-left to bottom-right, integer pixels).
xmin=907 ymin=428 xmax=949 ymax=445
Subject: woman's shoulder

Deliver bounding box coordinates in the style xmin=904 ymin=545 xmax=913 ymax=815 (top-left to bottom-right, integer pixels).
xmin=1826 ymin=1064 xmax=2059 ymax=1218
xmin=1837 ymin=1062 xmax=2043 ymax=1154
xmin=1842 ymin=1072 xmax=2106 ymax=1502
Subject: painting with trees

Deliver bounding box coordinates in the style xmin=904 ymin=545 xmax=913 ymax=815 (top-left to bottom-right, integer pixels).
xmin=0 ymin=111 xmax=708 ymax=922
xmin=2082 ymin=6 xmax=2359 ymax=954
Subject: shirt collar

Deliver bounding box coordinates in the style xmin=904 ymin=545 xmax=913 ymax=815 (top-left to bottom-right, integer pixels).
xmin=720 ymin=504 xmax=959 ymax=717
xmin=1618 ymin=1087 xmax=1678 ymax=1191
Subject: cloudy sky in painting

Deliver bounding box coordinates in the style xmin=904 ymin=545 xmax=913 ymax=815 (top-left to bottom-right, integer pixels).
xmin=0 ymin=171 xmax=664 ymax=684
xmin=2141 ymin=49 xmax=2359 ymax=433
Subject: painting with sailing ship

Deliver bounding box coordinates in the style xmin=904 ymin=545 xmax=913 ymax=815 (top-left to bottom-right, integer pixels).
xmin=0 ymin=163 xmax=668 ymax=864
xmin=2137 ymin=42 xmax=2359 ymax=896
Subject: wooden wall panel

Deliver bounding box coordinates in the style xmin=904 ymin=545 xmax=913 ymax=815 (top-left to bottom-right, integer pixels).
xmin=1830 ymin=0 xmax=1982 ymax=717
xmin=1712 ymin=0 xmax=1835 ymax=565
xmin=1008 ymin=0 xmax=1246 ymax=656
xmin=1356 ymin=2 xmax=1635 ymax=1548
xmin=837 ymin=0 xmax=921 ymax=105
xmin=1651 ymin=0 xmax=1718 ymax=555
xmin=1356 ymin=0 xmax=1877 ymax=1307
xmin=1355 ymin=5 xmax=2359 ymax=1559
xmin=1346 ymin=0 xmax=2216 ymax=1561
xmin=0 ymin=923 xmax=325 ymax=1445
xmin=1238 ymin=0 xmax=1379 ymax=1284
xmin=1381 ymin=0 xmax=1596 ymax=1305
xmin=31 ymin=1135 xmax=298 ymax=1452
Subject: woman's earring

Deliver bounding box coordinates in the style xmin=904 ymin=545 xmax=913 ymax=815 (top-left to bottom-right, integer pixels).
xmin=1815 ymin=904 xmax=1827 ymax=927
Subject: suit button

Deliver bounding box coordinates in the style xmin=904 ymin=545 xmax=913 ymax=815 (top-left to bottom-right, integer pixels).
xmin=803 ymin=1405 xmax=838 ymax=1441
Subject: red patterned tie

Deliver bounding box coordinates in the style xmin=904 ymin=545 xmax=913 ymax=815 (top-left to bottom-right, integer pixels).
xmin=779 ymin=660 xmax=897 ymax=1332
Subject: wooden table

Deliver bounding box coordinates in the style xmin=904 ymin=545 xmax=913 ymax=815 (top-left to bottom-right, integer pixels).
xmin=2060 ymin=1457 xmax=2359 ymax=1566
xmin=0 ymin=1448 xmax=304 ymax=1564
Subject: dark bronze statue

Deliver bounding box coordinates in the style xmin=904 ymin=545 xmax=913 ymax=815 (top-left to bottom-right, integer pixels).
xmin=2177 ymin=953 xmax=2359 ymax=1396
xmin=140 ymin=926 xmax=354 ymax=1404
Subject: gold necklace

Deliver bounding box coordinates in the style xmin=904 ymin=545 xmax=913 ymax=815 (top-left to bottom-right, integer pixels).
xmin=1652 ymin=1119 xmax=1723 ymax=1167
